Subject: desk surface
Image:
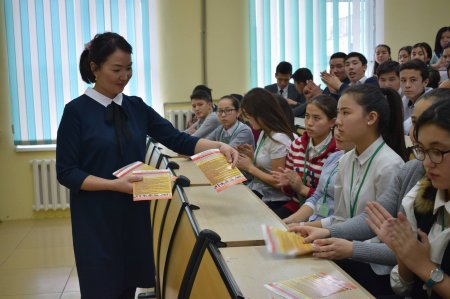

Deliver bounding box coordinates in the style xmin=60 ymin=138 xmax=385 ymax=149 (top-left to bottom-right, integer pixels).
xmin=219 ymin=246 xmax=374 ymax=299
xmin=169 ymin=158 xmax=210 ymax=186
xmin=158 ymin=144 xmax=181 ymax=158
xmin=183 ymin=185 xmax=286 ymax=247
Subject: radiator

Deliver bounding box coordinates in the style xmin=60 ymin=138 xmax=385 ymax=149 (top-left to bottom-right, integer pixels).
xmin=31 ymin=159 xmax=70 ymax=211
xmin=166 ymin=109 xmax=194 ymax=131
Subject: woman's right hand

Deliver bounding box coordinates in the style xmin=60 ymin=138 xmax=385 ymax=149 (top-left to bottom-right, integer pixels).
xmin=236 ymin=144 xmax=254 ymax=160
xmin=112 ymin=175 xmax=143 ymax=194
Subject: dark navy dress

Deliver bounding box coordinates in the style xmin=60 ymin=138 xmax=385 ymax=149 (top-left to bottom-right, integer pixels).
xmin=56 ymin=93 xmax=198 ymax=298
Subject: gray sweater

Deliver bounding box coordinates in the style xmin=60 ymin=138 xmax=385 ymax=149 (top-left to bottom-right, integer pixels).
xmin=329 ymin=159 xmax=425 ymax=265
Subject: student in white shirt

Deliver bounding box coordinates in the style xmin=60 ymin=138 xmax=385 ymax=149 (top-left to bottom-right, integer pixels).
xmin=367 ymin=99 xmax=450 ymax=299
xmin=206 ymin=95 xmax=254 ymax=148
xmin=236 ymin=88 xmax=295 ymax=211
xmin=329 ymin=85 xmax=407 ymax=226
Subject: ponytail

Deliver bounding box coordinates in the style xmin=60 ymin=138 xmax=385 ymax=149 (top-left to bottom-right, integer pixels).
xmin=380 ymin=88 xmax=407 ymax=161
xmin=79 ymin=49 xmax=94 ymax=84
xmin=342 ymin=85 xmax=408 ymax=162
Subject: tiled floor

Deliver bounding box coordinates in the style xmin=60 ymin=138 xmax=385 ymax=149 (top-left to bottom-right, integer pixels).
xmin=0 ymin=218 xmax=151 ymax=299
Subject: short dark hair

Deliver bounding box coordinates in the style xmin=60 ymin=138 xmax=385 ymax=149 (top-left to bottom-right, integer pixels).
xmin=427 ymin=67 xmax=441 ymax=88
xmin=308 ymin=95 xmax=337 ymax=120
xmin=330 ymin=52 xmax=347 ymax=60
xmin=190 ymin=90 xmax=212 ymax=102
xmin=398 ymin=45 xmax=412 ymax=55
xmin=79 ymin=32 xmax=132 ymax=84
xmin=399 ymin=59 xmax=429 ymax=81
xmin=414 ymin=99 xmax=450 ymax=145
xmin=275 ymin=61 xmax=293 ymax=75
xmin=376 ymin=60 xmax=400 ymax=77
xmin=291 ymin=68 xmax=313 ymax=83
xmin=192 ymin=85 xmax=212 ymax=98
xmin=345 ymin=52 xmax=368 ymax=65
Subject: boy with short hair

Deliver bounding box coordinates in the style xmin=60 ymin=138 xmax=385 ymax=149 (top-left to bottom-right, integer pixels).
xmin=399 ymin=59 xmax=431 ymax=134
xmin=290 ymin=67 xmax=313 ymax=117
xmin=265 ymin=61 xmax=299 ymax=102
xmin=376 ymin=60 xmax=401 ymax=94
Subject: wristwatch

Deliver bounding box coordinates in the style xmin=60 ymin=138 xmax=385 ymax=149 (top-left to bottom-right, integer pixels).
xmin=425 ymin=268 xmax=444 ymax=288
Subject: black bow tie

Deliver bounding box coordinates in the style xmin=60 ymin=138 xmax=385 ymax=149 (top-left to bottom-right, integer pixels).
xmin=105 ymin=101 xmax=130 ymax=157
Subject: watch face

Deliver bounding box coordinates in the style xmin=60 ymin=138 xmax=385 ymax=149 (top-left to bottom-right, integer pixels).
xmin=431 ymin=269 xmax=444 ymax=282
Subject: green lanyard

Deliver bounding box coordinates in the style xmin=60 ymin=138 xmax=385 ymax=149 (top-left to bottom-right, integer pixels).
xmin=303 ymin=140 xmax=330 ymax=184
xmin=349 ymin=141 xmax=385 ymax=217
xmin=322 ymin=163 xmax=339 ymax=204
xmin=220 ymin=121 xmax=240 ymax=144
xmin=253 ymin=132 xmax=267 ymax=165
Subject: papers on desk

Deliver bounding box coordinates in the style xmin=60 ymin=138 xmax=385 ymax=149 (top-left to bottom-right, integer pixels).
xmin=261 ymin=224 xmax=313 ymax=257
xmin=265 ymin=272 xmax=357 ymax=299
xmin=191 ymin=149 xmax=247 ymax=192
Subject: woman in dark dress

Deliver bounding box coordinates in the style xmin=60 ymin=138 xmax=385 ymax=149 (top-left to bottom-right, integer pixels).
xmin=56 ymin=32 xmax=238 ymax=299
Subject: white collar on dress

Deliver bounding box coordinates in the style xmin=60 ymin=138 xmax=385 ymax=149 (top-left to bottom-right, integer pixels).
xmin=85 ymin=87 xmax=123 ymax=107
xmin=354 ymin=136 xmax=384 ymax=165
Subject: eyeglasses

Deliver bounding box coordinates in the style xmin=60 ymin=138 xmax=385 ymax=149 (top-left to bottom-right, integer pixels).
xmin=217 ymin=108 xmax=236 ymax=115
xmin=412 ymin=145 xmax=450 ymax=164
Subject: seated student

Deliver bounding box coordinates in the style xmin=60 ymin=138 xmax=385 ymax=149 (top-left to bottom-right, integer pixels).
xmin=398 ymin=45 xmax=412 ymax=65
xmin=437 ymin=42 xmax=450 ymax=82
xmin=303 ymin=52 xmax=349 ymax=101
xmin=372 ymin=44 xmax=392 ymax=76
xmin=206 ymin=95 xmax=254 ymax=148
xmin=280 ymin=126 xmax=354 ymax=226
xmin=264 ymin=61 xmax=299 ymax=105
xmin=320 ymin=52 xmax=379 ymax=99
xmin=367 ymin=99 xmax=450 ymax=299
xmin=290 ymin=67 xmax=313 ymax=117
xmin=273 ymin=95 xmax=337 ymax=219
xmin=236 ymin=88 xmax=295 ymax=211
xmin=320 ymin=85 xmax=407 ymax=227
xmin=411 ymin=42 xmax=441 ymax=88
xmin=185 ymin=89 xmax=220 ymax=138
xmin=377 ymin=60 xmax=401 ymax=95
xmin=186 ymin=85 xmax=212 ymax=129
xmin=400 ymin=59 xmax=432 ymax=134
xmin=439 ymin=64 xmax=450 ymax=88
xmin=289 ymin=89 xmax=450 ymax=298
xmin=430 ymin=26 xmax=450 ymax=67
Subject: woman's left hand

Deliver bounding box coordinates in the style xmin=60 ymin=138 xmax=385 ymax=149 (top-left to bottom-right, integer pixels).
xmin=311 ymin=238 xmax=353 ymax=260
xmin=219 ymin=143 xmax=239 ymax=167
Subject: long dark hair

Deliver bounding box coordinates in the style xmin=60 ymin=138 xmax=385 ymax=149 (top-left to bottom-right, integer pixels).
xmin=433 ymin=26 xmax=450 ymax=58
xmin=79 ymin=32 xmax=132 ymax=84
xmin=372 ymin=44 xmax=391 ymax=75
xmin=342 ymin=84 xmax=408 ymax=161
xmin=241 ymin=88 xmax=294 ymax=141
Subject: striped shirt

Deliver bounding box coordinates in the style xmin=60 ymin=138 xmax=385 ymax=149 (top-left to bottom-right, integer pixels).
xmin=283 ymin=131 xmax=337 ymax=208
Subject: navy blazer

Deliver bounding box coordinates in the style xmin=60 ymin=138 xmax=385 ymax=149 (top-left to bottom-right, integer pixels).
xmin=264 ymin=83 xmax=299 ymax=101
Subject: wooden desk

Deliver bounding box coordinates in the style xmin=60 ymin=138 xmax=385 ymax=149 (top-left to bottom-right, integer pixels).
xmin=168 ymin=158 xmax=210 ymax=186
xmin=183 ymin=185 xmax=286 ymax=247
xmin=219 ymin=246 xmax=374 ymax=298
xmin=158 ymin=144 xmax=181 ymax=158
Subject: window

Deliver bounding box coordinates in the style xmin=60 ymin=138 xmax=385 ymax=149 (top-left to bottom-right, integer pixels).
xmin=3 ymin=0 xmax=154 ymax=145
xmin=248 ymin=0 xmax=379 ymax=88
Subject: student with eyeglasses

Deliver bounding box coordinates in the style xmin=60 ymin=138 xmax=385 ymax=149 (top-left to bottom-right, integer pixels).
xmin=288 ymin=88 xmax=450 ymax=298
xmin=367 ymin=98 xmax=450 ymax=299
xmin=206 ymin=95 xmax=254 ymax=148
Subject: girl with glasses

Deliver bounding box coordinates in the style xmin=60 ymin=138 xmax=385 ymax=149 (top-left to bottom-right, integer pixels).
xmin=367 ymin=99 xmax=450 ymax=298
xmin=206 ymin=95 xmax=254 ymax=148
